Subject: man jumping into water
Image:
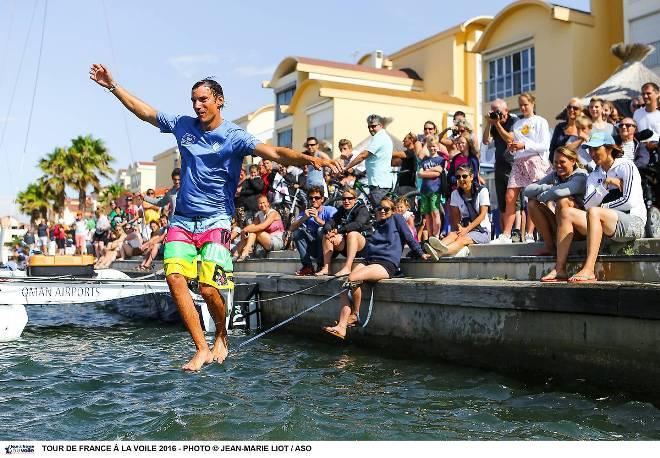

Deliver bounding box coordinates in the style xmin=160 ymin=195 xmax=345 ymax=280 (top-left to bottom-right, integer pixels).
xmin=90 ymin=63 xmax=341 ymax=371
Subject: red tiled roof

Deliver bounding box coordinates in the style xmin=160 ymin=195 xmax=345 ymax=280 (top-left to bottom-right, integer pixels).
xmin=296 ymin=56 xmax=419 ymax=80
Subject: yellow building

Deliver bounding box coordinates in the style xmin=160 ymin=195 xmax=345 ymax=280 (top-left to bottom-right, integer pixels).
xmin=232 ymin=104 xmax=275 ymax=145
xmin=471 ymin=0 xmax=624 ymax=124
xmin=152 ymin=147 xmax=180 ymax=189
xmin=265 ymin=17 xmax=489 ymax=157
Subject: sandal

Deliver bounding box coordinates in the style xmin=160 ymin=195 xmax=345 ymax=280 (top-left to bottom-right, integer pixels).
xmin=540 ymin=270 xmax=568 ymax=283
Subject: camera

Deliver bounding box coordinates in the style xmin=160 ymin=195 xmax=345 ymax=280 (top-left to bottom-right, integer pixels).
xmin=489 ymin=110 xmax=503 ymax=120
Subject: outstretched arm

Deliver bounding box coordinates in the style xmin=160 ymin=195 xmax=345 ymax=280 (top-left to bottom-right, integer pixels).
xmin=254 ymin=143 xmax=342 ymax=174
xmin=89 ymin=63 xmax=159 ymax=128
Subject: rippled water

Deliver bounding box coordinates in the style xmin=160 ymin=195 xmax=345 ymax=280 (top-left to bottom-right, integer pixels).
xmin=1 ymin=304 xmax=659 ymax=441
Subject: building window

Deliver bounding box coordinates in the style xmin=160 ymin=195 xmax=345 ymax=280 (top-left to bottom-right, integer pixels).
xmin=643 ymin=40 xmax=660 ymax=68
xmin=486 ymin=47 xmax=535 ymax=101
xmin=308 ymin=122 xmax=333 ymax=147
xmin=275 ymin=86 xmax=296 ymax=120
xmin=277 ymin=129 xmax=292 ymax=148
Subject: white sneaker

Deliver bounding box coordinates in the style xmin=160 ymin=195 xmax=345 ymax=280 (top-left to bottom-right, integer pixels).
xmin=491 ymin=234 xmax=512 ymax=244
xmin=524 ymin=233 xmax=536 ymax=243
xmin=453 ymin=246 xmax=470 ymax=257
xmin=427 ymin=236 xmax=449 ymax=255
xmin=423 ymin=242 xmax=440 ymax=262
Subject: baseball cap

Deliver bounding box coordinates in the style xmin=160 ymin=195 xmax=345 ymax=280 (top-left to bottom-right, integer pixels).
xmin=581 ymin=131 xmax=616 ymax=149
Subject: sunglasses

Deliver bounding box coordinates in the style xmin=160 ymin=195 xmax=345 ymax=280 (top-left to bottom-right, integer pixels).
xmin=368 ymin=124 xmax=380 ymax=129
xmin=310 ymin=196 xmax=323 ymax=201
xmin=620 ymin=123 xmax=636 ymax=128
xmin=424 ymin=127 xmax=435 ymax=131
xmin=342 ymin=196 xmax=355 ymax=201
xmin=567 ymin=105 xmax=581 ymax=110
xmin=457 ymin=174 xmax=471 ymax=180
xmin=306 ymin=143 xmax=317 ymax=147
xmin=377 ymin=206 xmax=392 ymax=213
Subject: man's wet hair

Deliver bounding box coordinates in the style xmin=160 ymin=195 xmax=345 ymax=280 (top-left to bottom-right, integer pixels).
xmin=366 ymin=114 xmax=384 ymax=126
xmin=192 ymin=78 xmax=225 ymax=107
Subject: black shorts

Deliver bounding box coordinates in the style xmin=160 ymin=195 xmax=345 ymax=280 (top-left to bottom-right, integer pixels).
xmin=364 ymin=259 xmax=397 ymax=278
xmin=56 ymin=239 xmax=66 ymax=249
xmin=92 ymin=231 xmax=108 ymax=244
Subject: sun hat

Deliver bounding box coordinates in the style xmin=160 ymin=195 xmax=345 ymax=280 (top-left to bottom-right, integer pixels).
xmin=581 ymin=131 xmax=617 ymax=149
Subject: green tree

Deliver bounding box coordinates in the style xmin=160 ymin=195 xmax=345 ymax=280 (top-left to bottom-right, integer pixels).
xmin=15 ymin=179 xmax=51 ymax=223
xmin=68 ymin=135 xmax=114 ymax=213
xmin=97 ymin=182 xmax=127 ymax=209
xmin=38 ymin=146 xmax=71 ymax=217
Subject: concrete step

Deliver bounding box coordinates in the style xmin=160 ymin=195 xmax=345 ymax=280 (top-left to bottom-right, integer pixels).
xmin=468 ymin=238 xmax=660 ymax=257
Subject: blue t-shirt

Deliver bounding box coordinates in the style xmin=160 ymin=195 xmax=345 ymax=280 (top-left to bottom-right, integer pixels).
xmin=365 ymin=129 xmax=394 ymax=188
xmin=419 ymin=155 xmax=445 ymax=193
xmin=296 ymin=205 xmax=337 ymax=231
xmin=157 ymin=113 xmax=261 ymax=218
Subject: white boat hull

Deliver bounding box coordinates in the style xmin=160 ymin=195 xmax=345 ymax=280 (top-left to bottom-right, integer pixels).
xmin=0 ymin=269 xmax=232 ymax=341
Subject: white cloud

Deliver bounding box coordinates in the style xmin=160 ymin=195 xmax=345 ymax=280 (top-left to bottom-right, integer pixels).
xmin=168 ymin=53 xmax=219 ymax=78
xmin=234 ymin=64 xmax=276 ymax=77
xmin=0 ymin=117 xmax=15 ymax=124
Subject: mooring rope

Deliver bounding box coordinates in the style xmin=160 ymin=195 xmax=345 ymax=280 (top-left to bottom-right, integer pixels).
xmin=235 ymin=289 xmax=347 ymax=351
xmin=233 ymin=273 xmax=347 ymax=304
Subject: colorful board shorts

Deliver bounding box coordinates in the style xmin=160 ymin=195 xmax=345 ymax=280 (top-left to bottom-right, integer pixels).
xmin=164 ymin=213 xmax=234 ymax=290
xmin=419 ymin=192 xmax=441 ymax=215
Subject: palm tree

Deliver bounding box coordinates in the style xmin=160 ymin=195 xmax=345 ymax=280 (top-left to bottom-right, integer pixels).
xmin=38 ymin=147 xmax=71 ymax=217
xmin=16 ymin=180 xmax=51 ymax=223
xmin=97 ymin=182 xmax=127 ymax=209
xmin=68 ymin=135 xmax=114 ymax=213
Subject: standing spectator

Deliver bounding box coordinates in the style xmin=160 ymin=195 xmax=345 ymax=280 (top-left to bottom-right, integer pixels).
xmin=482 ymin=98 xmax=518 ymax=232
xmin=142 ymin=189 xmax=160 ymax=225
xmin=616 ymin=118 xmax=649 ymax=167
xmin=234 ymin=195 xmax=285 ymax=261
xmin=73 ymin=213 xmax=88 ymax=255
xmin=492 ymin=93 xmax=551 ymax=244
xmin=338 ymin=139 xmax=367 ymax=186
xmin=417 ymin=137 xmax=446 ymax=239
xmin=23 ymin=227 xmax=36 ymax=254
xmin=52 ymin=219 xmax=67 ymax=255
xmin=36 ymin=219 xmax=49 ymax=254
xmin=587 ymin=98 xmax=617 ymax=136
xmin=392 ymin=133 xmax=419 ymax=195
xmin=633 ymin=82 xmax=660 ymax=156
xmin=524 ymin=147 xmax=588 ymax=261
xmin=417 ymin=121 xmax=449 ymax=161
xmin=425 ymin=165 xmax=491 ymax=259
xmin=345 ymin=114 xmax=394 ymax=206
xmin=238 ymin=164 xmax=265 ymax=220
xmin=550 ymin=98 xmax=582 ymax=162
xmin=289 ymin=186 xmax=337 ymax=276
xmin=318 ymin=187 xmax=372 ymax=277
xmin=92 ymin=209 xmax=111 ymax=261
xmin=304 ymin=137 xmax=330 ymax=193
xmin=143 ymin=167 xmax=180 ymax=218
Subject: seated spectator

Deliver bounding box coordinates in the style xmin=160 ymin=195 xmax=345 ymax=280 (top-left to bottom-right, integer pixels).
xmin=138 ymin=216 xmax=169 ymax=271
xmin=395 ymin=197 xmax=417 ymax=241
xmin=118 ymin=223 xmax=143 ymax=260
xmin=550 ymin=133 xmax=645 ymax=283
xmin=417 ymin=137 xmax=446 ymax=239
xmin=238 ymin=165 xmax=265 ymax=220
xmin=234 ymin=195 xmax=284 ymax=261
xmin=95 ymin=226 xmax=126 ymax=269
xmin=616 ymin=118 xmax=650 ymax=168
xmin=587 ymin=97 xmax=617 ymax=136
xmin=108 ymin=200 xmax=127 ymax=229
xmin=289 ymin=186 xmax=337 ymax=276
xmin=524 ymin=147 xmax=588 ymax=260
xmin=321 ymin=197 xmax=429 ymax=340
xmin=425 ymin=165 xmax=491 ymax=259
xmin=549 ymin=98 xmax=581 ymax=162
xmin=317 ymin=187 xmax=372 ymax=277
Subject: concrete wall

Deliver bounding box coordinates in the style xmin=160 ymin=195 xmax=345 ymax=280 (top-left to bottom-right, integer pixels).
xmin=236 ymin=273 xmax=660 ymax=401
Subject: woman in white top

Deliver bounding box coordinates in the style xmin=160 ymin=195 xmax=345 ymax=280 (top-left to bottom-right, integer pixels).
xmin=493 ymin=92 xmax=551 ymax=244
xmin=424 ymin=165 xmax=490 ymax=259
xmin=553 ymin=132 xmax=646 ymax=283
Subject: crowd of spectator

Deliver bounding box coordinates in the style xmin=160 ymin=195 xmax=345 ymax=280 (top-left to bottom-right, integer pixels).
xmin=12 ymin=82 xmax=659 ymax=284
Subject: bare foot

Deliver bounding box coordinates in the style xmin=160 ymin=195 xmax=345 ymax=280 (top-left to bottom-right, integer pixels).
xmin=181 ymin=348 xmax=213 ymax=371
xmin=322 ymin=325 xmax=346 ymax=340
xmin=314 ymin=269 xmax=329 ymax=276
xmin=210 ymin=335 xmax=229 ymax=364
xmin=334 ymin=268 xmax=351 ymax=277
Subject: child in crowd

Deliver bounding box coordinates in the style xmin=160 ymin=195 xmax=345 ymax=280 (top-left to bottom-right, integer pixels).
xmin=395 ymin=197 xmax=417 ymax=241
xmin=417 ymin=138 xmax=446 ymax=239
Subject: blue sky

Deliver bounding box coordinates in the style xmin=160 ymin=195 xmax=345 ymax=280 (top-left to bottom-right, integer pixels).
xmin=0 ymin=0 xmax=589 ymax=219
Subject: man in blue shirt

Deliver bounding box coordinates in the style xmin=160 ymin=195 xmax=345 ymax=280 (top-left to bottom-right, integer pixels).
xmin=344 ymin=114 xmax=394 ymax=206
xmin=289 ymin=186 xmax=337 ymax=276
xmin=90 ymin=63 xmax=341 ymax=371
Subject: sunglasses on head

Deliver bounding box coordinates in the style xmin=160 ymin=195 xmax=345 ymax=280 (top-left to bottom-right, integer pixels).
xmin=377 ymin=206 xmax=392 ymax=213
xmin=457 ymin=174 xmax=471 ymax=180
